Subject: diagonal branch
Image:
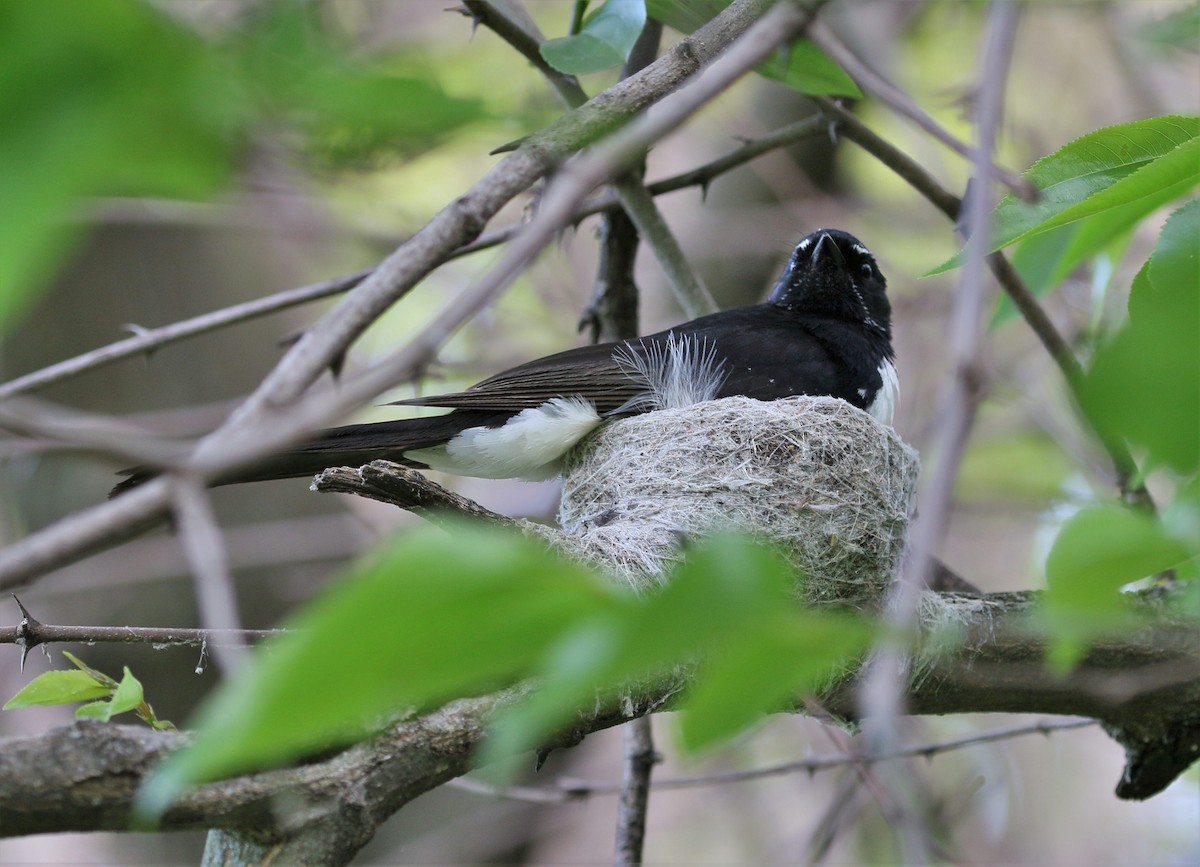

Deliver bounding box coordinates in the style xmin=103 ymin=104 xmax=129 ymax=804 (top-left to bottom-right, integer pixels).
xmin=0 ymin=0 xmax=794 ymax=592
xmin=0 ymin=117 xmax=826 ymax=404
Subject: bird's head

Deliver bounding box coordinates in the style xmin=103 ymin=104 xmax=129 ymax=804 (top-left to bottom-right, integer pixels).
xmin=768 ymin=229 xmax=890 ymax=337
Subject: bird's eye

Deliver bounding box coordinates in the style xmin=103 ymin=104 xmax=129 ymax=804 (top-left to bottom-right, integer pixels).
xmin=860 ymin=263 xmax=873 ymax=277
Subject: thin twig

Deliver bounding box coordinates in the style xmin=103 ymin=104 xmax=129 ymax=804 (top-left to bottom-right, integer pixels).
xmin=170 ymin=479 xmax=248 ymax=674
xmin=0 ymin=270 xmax=369 ymax=402
xmin=615 ymin=715 xmax=657 ymax=867
xmin=611 ymin=175 xmax=717 ymax=317
xmin=462 ymin=1 xmax=589 ymax=107
xmin=0 ymin=397 xmax=184 ymax=466
xmin=0 ymin=596 xmax=283 ymax=651
xmin=451 ymin=718 xmax=1097 ymax=803
xmin=808 ymin=20 xmax=1036 ymax=202
xmin=859 ymin=6 xmax=1021 ymax=861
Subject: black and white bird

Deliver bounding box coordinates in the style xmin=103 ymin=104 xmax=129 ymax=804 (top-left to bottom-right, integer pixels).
xmin=113 ymin=228 xmax=896 ymax=492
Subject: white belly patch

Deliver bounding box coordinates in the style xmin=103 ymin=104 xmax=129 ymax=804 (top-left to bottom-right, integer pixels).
xmin=406 ymin=397 xmax=603 ymax=480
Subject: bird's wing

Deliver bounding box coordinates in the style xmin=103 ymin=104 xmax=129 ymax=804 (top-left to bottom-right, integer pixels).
xmin=392 ymin=341 xmax=646 ymax=413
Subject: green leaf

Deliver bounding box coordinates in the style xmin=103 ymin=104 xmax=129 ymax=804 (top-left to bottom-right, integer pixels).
xmin=1140 ymin=5 xmax=1200 ymax=54
xmin=932 ymin=116 xmax=1200 ymax=274
xmin=541 ymin=0 xmax=647 ymax=75
xmin=0 ymin=0 xmax=241 ymax=334
xmin=482 ymin=537 xmax=858 ymax=766
xmin=109 ymin=668 xmax=146 ymax=715
xmin=76 ymin=700 xmax=116 ymax=721
xmin=677 ymin=610 xmax=869 ymax=751
xmin=1082 ymin=200 xmax=1200 ymax=473
xmin=73 ymin=667 xmax=144 ymax=722
xmin=238 ymin=5 xmax=486 ymax=166
xmin=1041 ymin=502 xmax=1194 ymax=669
xmin=645 ymin=0 xmax=729 ymax=34
xmin=1045 ymin=506 xmax=1191 ymax=612
xmin=757 ymin=40 xmax=862 ymax=98
xmin=994 ymin=184 xmax=1172 ymax=328
xmin=646 ymin=1 xmax=858 ymax=97
xmin=140 ymin=525 xmax=618 ymax=809
xmin=4 ymin=670 xmax=112 ymax=709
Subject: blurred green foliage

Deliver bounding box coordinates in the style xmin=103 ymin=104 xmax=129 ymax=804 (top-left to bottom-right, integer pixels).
xmin=0 ymin=0 xmax=486 ymax=335
xmin=138 ymin=529 xmax=869 ymax=808
xmin=1041 ymin=201 xmax=1200 ymax=664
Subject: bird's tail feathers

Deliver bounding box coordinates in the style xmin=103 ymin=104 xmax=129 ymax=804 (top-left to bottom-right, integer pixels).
xmin=108 ymin=416 xmax=471 ymax=497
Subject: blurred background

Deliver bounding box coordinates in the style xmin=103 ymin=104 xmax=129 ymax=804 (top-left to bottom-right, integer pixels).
xmin=0 ymin=1 xmax=1196 ymax=863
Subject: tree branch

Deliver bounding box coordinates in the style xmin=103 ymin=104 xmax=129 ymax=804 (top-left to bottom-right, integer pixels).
xmin=2 ymin=590 xmax=1195 ymax=853
xmin=311 ymin=461 xmax=516 ymax=529
xmin=0 ymin=0 xmax=792 ymax=592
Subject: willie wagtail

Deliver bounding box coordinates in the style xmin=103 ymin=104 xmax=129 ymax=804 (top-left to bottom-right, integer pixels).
xmin=113 ymin=228 xmax=896 ymax=492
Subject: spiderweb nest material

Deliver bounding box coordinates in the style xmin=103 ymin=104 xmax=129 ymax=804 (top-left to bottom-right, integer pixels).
xmin=540 ymin=395 xmax=920 ymax=607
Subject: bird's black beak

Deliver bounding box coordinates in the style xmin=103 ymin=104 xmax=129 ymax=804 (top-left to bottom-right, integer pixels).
xmin=810 ymin=231 xmax=846 ymax=270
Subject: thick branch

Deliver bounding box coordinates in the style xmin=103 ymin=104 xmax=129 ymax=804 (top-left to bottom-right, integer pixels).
xmin=2 ymin=591 xmax=1196 ymax=848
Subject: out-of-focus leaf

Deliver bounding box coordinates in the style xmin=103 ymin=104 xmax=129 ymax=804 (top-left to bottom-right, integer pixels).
xmin=0 ymin=0 xmax=240 ymax=333
xmin=758 ymin=40 xmax=862 ymax=98
xmin=540 ymin=0 xmax=647 ymax=74
xmin=677 ymin=610 xmax=869 ymax=750
xmin=956 ymin=433 xmax=1075 ymax=501
xmin=932 ymin=116 xmax=1200 ymax=274
xmin=483 ymin=537 xmax=871 ymax=764
xmin=144 ymin=531 xmax=877 ymax=812
xmin=647 ymin=0 xmax=858 ymax=96
xmin=1042 ymin=504 xmax=1193 ymax=667
xmin=1045 ymin=506 xmax=1191 ymax=610
xmin=239 ymin=5 xmax=487 ymax=166
xmin=646 ymin=0 xmax=728 ymax=34
xmin=139 ymin=525 xmax=620 ymax=810
xmin=1082 ymin=200 xmax=1200 ymax=474
xmin=480 ymin=536 xmax=799 ymax=764
xmin=1140 ymin=5 xmax=1200 ymax=53
xmin=3 ymin=670 xmax=111 ymax=709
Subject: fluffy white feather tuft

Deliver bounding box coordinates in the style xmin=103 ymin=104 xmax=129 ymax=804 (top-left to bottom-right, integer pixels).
xmin=612 ymin=333 xmax=728 ymax=414
xmin=406 ymin=397 xmax=602 ymax=480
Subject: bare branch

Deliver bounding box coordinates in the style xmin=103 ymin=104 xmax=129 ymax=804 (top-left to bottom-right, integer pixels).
xmin=859 ymin=10 xmax=1022 ymax=858
xmin=0 ymin=269 xmax=369 ymax=402
xmin=615 ymin=715 xmax=658 ymax=866
xmin=0 ymin=597 xmax=283 ymax=655
xmin=611 ymin=174 xmax=718 ymax=317
xmin=311 ymin=461 xmax=515 ymax=529
xmin=808 ymin=20 xmax=1036 ymax=201
xmin=170 ymin=480 xmax=248 ymax=674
